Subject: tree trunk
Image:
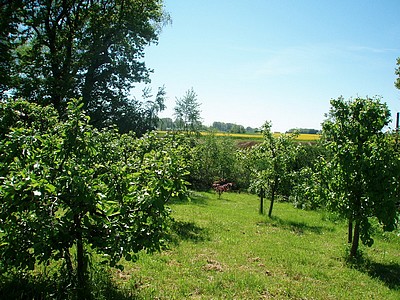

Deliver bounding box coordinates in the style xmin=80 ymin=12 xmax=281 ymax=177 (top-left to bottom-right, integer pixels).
xmin=268 ymin=189 xmax=275 ymax=218
xmin=259 ymin=188 xmax=264 ymax=215
xmin=348 ymin=218 xmax=353 ymax=244
xmin=74 ymin=214 xmax=88 ymax=299
xmin=350 ymin=220 xmax=360 ymax=258
xmin=63 ymin=248 xmax=74 ymax=281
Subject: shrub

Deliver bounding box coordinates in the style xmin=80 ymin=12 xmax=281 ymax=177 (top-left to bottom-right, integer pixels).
xmin=188 ymin=134 xmax=240 ymax=190
xmin=0 ymin=99 xmax=189 ymax=297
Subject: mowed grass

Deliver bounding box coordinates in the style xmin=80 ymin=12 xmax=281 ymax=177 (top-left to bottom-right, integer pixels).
xmin=118 ymin=192 xmax=400 ymax=299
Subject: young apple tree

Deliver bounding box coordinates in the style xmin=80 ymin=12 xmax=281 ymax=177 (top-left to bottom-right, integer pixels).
xmin=321 ymin=96 xmax=399 ymax=258
xmin=249 ymin=122 xmax=297 ymax=217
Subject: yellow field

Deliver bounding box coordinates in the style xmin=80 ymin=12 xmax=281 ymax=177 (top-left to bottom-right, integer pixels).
xmin=293 ymin=133 xmax=321 ymax=141
xmin=202 ymin=131 xmax=320 ymax=141
xmin=157 ymin=131 xmax=320 ymax=141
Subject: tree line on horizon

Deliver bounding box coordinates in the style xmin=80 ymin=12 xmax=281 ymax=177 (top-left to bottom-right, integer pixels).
xmin=158 ymin=117 xmax=320 ymax=135
xmin=157 ymin=117 xmax=259 ymax=134
xmin=159 ymin=88 xmax=322 ymax=134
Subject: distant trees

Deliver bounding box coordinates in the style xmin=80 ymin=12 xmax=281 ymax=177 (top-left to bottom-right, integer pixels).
xmin=158 ymin=117 xmax=175 ymax=130
xmin=0 ymin=0 xmax=168 ymax=135
xmin=321 ymin=96 xmax=399 ymax=258
xmin=158 ymin=120 xmax=258 ymax=134
xmin=211 ymin=122 xmax=256 ymax=133
xmin=246 ymin=126 xmax=258 ymax=133
xmin=174 ymin=88 xmax=202 ymax=133
xmin=157 ymin=116 xmax=258 ymax=134
xmin=212 ymin=122 xmax=243 ymax=133
xmin=286 ymin=128 xmax=320 ymax=134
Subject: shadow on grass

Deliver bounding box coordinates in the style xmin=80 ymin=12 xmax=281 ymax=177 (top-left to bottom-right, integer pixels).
xmin=349 ymin=258 xmax=400 ymax=290
xmin=259 ymin=216 xmax=333 ymax=235
xmin=170 ymin=220 xmax=210 ymax=244
xmin=0 ymin=270 xmax=140 ymax=300
xmin=367 ymin=261 xmax=400 ymax=290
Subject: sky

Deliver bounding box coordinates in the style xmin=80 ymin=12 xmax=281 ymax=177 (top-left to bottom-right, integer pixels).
xmin=137 ymin=0 xmax=400 ymax=132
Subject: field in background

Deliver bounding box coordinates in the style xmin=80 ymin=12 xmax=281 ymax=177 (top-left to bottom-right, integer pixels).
xmin=118 ymin=192 xmax=400 ymax=299
xmin=157 ymin=131 xmax=321 ymax=142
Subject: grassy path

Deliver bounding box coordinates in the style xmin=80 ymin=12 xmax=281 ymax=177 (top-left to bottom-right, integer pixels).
xmin=120 ymin=192 xmax=400 ymax=299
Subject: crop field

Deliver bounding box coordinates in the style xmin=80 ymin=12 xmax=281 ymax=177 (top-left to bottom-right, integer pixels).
xmin=157 ymin=131 xmax=321 ymax=142
xmin=115 ymin=192 xmax=400 ymax=299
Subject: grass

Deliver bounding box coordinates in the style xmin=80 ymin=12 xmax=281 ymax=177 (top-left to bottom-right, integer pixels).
xmin=1 ymin=192 xmax=398 ymax=299
xmin=119 ymin=191 xmax=399 ymax=299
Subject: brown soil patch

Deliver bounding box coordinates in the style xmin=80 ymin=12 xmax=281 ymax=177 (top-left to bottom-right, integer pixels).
xmin=203 ymin=259 xmax=224 ymax=272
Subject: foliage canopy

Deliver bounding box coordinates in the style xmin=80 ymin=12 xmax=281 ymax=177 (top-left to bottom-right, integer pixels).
xmin=174 ymin=88 xmax=202 ymax=133
xmin=0 ymin=0 xmax=168 ymax=135
xmin=321 ymin=96 xmax=399 ymax=257
xmin=249 ymin=122 xmax=298 ymax=217
xmin=0 ymin=99 xmax=189 ymax=294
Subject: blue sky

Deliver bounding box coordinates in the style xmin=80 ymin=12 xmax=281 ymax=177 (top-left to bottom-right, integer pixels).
xmin=139 ymin=0 xmax=400 ymax=132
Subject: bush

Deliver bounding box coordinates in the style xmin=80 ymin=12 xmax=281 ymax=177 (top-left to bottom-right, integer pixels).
xmin=0 ymin=99 xmax=189 ymax=297
xmin=188 ymin=134 xmax=241 ymax=190
xmin=291 ymin=143 xmax=327 ymax=210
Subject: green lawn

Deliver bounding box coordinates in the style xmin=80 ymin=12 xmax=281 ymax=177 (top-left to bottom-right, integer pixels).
xmin=2 ymin=191 xmax=398 ymax=299
xmin=120 ymin=192 xmax=400 ymax=299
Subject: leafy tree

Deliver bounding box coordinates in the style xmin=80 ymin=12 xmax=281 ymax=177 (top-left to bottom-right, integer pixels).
xmin=249 ymin=122 xmax=298 ymax=216
xmin=245 ymin=126 xmax=258 ymax=133
xmin=0 ymin=0 xmax=169 ymax=135
xmin=158 ymin=117 xmax=174 ymax=130
xmin=118 ymin=86 xmax=166 ymax=134
xmin=321 ymin=96 xmax=399 ymax=258
xmin=291 ymin=143 xmax=327 ymax=210
xmin=235 ymin=148 xmax=256 ymax=191
xmin=230 ymin=124 xmax=245 ymax=134
xmin=174 ymin=88 xmax=202 ymax=133
xmin=212 ymin=121 xmax=227 ymax=132
xmin=0 ymin=99 xmax=189 ymax=297
xmin=0 ymin=0 xmax=21 ymax=95
xmin=188 ymin=134 xmax=237 ymax=190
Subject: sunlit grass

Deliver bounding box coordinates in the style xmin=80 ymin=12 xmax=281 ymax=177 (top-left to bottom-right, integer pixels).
xmin=119 ymin=192 xmax=400 ymax=299
xmin=2 ymin=191 xmax=399 ymax=299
